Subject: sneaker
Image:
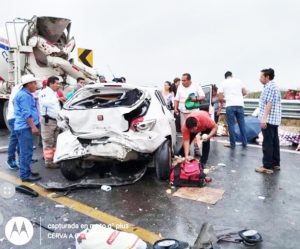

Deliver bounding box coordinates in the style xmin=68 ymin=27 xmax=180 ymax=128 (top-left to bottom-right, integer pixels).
xmin=224 ymin=143 xmax=235 ymax=149
xmin=255 ymin=166 xmax=274 ymax=174
xmin=21 ymin=175 xmax=41 ymax=182
xmin=6 ymin=160 xmax=19 ymax=170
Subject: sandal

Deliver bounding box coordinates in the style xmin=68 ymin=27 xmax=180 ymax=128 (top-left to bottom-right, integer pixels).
xmin=255 ymin=166 xmax=274 ymax=174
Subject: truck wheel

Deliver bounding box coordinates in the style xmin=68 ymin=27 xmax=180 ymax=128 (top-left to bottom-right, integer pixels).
xmin=154 ymin=139 xmax=172 ymax=180
xmin=60 ymin=159 xmax=86 ymax=181
xmin=0 ymin=100 xmax=8 ymax=129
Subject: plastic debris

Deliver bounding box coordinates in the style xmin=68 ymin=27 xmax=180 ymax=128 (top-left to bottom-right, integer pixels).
xmin=75 ymin=224 xmax=147 ymax=249
xmin=15 ymin=185 xmax=38 ymax=197
xmin=217 ymin=163 xmax=227 ymax=167
xmin=55 ymin=204 xmax=65 ymax=208
xmin=258 ymin=196 xmax=265 ymax=200
xmin=101 ymin=185 xmax=112 ymax=192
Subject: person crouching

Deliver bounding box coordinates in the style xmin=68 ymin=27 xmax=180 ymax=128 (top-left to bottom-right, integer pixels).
xmin=178 ymin=111 xmax=218 ymax=168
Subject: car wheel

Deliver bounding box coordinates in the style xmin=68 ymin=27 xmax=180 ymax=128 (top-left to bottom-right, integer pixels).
xmin=60 ymin=159 xmax=86 ymax=181
xmin=0 ymin=100 xmax=8 ymax=129
xmin=154 ymin=139 xmax=172 ymax=180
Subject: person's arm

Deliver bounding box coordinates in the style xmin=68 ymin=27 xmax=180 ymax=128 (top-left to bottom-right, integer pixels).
xmin=183 ymin=139 xmax=190 ymax=161
xmin=216 ymin=101 xmax=223 ymax=116
xmin=174 ymin=90 xmax=180 ymax=115
xmin=206 ymin=123 xmax=218 ymax=140
xmin=18 ymin=94 xmax=40 ymax=135
xmin=193 ymin=85 xmax=205 ymax=102
xmin=26 ymin=117 xmax=40 ymax=135
xmin=261 ymin=86 xmax=276 ymax=129
xmin=217 ymin=83 xmax=225 ymax=103
xmin=218 ymin=92 xmax=225 ymax=103
xmin=261 ymin=102 xmax=272 ymax=129
xmin=242 ymin=87 xmax=247 ymax=96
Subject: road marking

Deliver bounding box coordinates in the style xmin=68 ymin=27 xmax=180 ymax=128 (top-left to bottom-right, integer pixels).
xmin=0 ymin=171 xmax=162 ymax=244
xmin=0 ymin=146 xmax=8 ymax=153
xmin=215 ymin=139 xmax=300 ymax=154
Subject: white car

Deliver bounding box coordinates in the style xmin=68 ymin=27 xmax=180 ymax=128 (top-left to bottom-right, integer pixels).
xmin=55 ymin=83 xmax=176 ymax=181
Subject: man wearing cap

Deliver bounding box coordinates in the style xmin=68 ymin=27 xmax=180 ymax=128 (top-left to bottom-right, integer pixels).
xmin=14 ymin=74 xmax=41 ymax=182
xmin=38 ymin=76 xmax=61 ymax=168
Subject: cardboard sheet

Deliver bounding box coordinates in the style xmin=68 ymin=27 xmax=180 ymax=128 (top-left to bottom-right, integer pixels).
xmin=173 ymin=187 xmax=225 ymax=205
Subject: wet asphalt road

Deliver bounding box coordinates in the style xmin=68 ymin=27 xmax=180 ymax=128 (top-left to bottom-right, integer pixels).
xmin=0 ymin=128 xmax=300 ymax=249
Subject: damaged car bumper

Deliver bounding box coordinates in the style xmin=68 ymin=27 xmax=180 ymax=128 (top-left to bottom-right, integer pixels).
xmin=54 ymin=129 xmax=166 ymax=163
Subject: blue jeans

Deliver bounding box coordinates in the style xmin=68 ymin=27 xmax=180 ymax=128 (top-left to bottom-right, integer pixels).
xmin=15 ymin=128 xmax=33 ymax=179
xmin=7 ymin=119 xmax=19 ymax=162
xmin=226 ymin=106 xmax=247 ymax=147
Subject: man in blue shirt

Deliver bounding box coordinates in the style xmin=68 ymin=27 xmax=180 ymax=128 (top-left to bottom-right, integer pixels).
xmin=256 ymin=68 xmax=282 ymax=174
xmin=14 ymin=74 xmax=42 ymax=182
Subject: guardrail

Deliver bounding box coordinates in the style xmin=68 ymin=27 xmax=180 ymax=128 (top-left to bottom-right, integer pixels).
xmin=222 ymin=99 xmax=300 ymax=119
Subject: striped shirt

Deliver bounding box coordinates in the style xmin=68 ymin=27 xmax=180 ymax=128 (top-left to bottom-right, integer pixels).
xmin=259 ymin=81 xmax=282 ymax=125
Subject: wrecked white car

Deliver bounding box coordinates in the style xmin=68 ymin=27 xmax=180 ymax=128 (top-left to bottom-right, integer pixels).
xmin=54 ymin=83 xmax=176 ymax=181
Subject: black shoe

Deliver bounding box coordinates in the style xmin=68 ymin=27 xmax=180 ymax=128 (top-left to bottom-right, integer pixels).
xmin=31 ymin=171 xmax=40 ymax=177
xmin=21 ymin=175 xmax=41 ymax=182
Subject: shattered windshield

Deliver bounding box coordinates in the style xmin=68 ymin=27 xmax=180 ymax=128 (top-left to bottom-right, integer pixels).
xmin=66 ymin=88 xmax=144 ymax=110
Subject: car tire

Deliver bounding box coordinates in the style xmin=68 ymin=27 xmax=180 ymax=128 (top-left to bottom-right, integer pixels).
xmin=60 ymin=159 xmax=86 ymax=181
xmin=154 ymin=139 xmax=172 ymax=180
xmin=0 ymin=100 xmax=8 ymax=129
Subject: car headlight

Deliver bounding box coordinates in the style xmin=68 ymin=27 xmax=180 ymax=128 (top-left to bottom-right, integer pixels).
xmin=136 ymin=119 xmax=156 ymax=132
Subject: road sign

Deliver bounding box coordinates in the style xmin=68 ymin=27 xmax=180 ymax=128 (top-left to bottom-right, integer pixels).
xmin=78 ymin=48 xmax=93 ymax=67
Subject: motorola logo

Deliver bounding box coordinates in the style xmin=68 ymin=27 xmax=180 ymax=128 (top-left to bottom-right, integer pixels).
xmin=5 ymin=217 xmax=34 ymax=245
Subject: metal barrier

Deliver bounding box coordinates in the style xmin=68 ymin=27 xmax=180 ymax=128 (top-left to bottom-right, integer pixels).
xmin=222 ymin=99 xmax=300 ymax=119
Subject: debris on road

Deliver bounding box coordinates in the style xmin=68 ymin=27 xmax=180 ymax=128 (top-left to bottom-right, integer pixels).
xmin=31 ymin=220 xmax=55 ymax=233
xmin=75 ymin=224 xmax=147 ymax=249
xmin=258 ymin=196 xmax=266 ymax=200
xmin=55 ymin=204 xmax=65 ymax=208
xmin=154 ymin=239 xmax=190 ymax=249
xmin=15 ymin=185 xmax=39 ymax=197
xmin=101 ymin=185 xmax=112 ymax=192
xmin=217 ymin=163 xmax=226 ymax=167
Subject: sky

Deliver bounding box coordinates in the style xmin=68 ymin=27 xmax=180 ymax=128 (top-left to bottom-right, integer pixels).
xmin=1 ymin=0 xmax=300 ymax=91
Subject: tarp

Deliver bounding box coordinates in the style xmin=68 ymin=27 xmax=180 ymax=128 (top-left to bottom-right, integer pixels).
xmin=234 ymin=116 xmax=261 ymax=143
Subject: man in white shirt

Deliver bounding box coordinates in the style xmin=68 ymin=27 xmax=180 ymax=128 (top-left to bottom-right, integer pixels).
xmin=38 ymin=76 xmax=61 ymax=168
xmin=218 ymin=71 xmax=247 ymax=148
xmin=6 ymin=83 xmax=22 ymax=169
xmin=174 ymin=73 xmax=205 ymax=128
xmin=174 ymin=73 xmax=205 ymax=158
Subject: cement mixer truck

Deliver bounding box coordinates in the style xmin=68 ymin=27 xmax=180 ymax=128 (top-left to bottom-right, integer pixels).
xmin=0 ymin=16 xmax=99 ymax=128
